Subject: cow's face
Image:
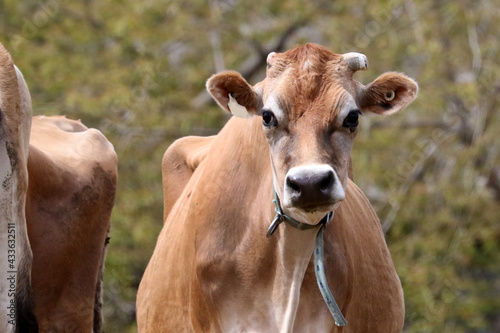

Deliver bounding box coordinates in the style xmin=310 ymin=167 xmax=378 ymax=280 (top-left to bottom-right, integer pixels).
xmin=207 ymin=44 xmax=417 ymax=225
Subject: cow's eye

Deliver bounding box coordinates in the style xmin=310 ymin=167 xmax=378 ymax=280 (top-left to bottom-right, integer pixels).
xmin=343 ymin=110 xmax=361 ymax=132
xmin=262 ymin=110 xmax=278 ymax=127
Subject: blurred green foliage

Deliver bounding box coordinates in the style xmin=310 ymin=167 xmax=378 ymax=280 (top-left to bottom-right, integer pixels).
xmin=1 ymin=0 xmax=498 ymax=332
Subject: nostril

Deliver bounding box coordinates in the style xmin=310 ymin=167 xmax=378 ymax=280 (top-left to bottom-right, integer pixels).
xmin=290 ymin=183 xmax=300 ymax=193
xmin=286 ymin=177 xmax=301 ymax=194
xmin=320 ymin=171 xmax=334 ymax=192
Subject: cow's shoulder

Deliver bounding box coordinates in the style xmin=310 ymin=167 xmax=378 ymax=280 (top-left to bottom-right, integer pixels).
xmin=161 ymin=135 xmax=216 ymax=221
xmin=162 ymin=135 xmax=215 ymax=175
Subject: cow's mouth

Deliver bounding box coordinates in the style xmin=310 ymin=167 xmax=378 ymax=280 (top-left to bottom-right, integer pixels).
xmin=283 ymin=204 xmax=340 ymax=226
xmin=296 ymin=201 xmax=341 ymax=213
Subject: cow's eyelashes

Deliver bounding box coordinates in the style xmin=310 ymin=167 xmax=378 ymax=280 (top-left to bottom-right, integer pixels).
xmin=261 ymin=110 xmax=278 ymax=127
xmin=342 ymin=110 xmax=361 ymax=132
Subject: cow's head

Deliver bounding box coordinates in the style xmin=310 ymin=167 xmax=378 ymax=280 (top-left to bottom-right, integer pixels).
xmin=207 ymin=43 xmax=418 ymax=225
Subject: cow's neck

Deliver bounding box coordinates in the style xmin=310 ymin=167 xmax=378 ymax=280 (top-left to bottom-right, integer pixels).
xmin=272 ymin=224 xmax=319 ymax=332
xmin=245 ymin=117 xmax=321 ymax=331
xmin=206 ymin=116 xmax=322 ymax=332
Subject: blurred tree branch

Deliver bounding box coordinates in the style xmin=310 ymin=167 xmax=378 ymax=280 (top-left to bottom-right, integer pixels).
xmin=243 ymin=20 xmax=308 ymax=79
xmin=0 ymin=0 xmax=4 ymax=33
xmin=370 ymin=119 xmax=450 ymax=130
xmin=404 ymin=0 xmax=424 ymax=45
xmin=100 ymin=119 xmax=218 ymax=153
xmin=467 ymin=21 xmax=481 ymax=77
xmin=60 ymin=0 xmax=102 ymax=29
xmin=488 ymin=167 xmax=500 ymax=201
xmin=208 ymin=0 xmax=225 ymax=73
xmin=192 ymin=20 xmax=308 ymax=108
xmin=209 ymin=29 xmax=225 ymax=73
xmin=382 ymin=143 xmax=438 ymax=233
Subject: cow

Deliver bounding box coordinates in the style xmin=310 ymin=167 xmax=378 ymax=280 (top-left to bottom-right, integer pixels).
xmin=26 ymin=115 xmax=117 ymax=332
xmin=137 ymin=43 xmax=418 ymax=332
xmin=0 ymin=42 xmax=117 ymax=332
xmin=0 ymin=43 xmax=38 ymax=333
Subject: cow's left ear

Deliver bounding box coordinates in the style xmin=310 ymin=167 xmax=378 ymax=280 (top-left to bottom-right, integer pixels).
xmin=358 ymin=72 xmax=418 ymax=115
xmin=206 ymin=71 xmax=262 ymax=118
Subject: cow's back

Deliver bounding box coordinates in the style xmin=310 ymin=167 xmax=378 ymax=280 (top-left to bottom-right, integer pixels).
xmin=26 ymin=115 xmax=117 ymax=332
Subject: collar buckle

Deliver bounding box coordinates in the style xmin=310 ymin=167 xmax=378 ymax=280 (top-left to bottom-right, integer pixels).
xmin=266 ymin=214 xmax=283 ymax=238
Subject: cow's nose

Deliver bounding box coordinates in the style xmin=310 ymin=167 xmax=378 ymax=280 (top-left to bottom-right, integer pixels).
xmin=285 ymin=165 xmax=341 ymax=209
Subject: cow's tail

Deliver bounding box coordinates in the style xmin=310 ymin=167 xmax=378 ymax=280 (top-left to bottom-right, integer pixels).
xmin=93 ymin=232 xmax=110 ymax=333
xmin=15 ymin=256 xmax=38 ymax=333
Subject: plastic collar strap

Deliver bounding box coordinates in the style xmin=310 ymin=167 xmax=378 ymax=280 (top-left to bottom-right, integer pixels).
xmin=314 ymin=214 xmax=347 ymax=327
xmin=266 ymin=189 xmax=347 ymax=326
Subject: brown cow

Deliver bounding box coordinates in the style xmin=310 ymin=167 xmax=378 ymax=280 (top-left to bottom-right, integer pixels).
xmin=137 ymin=43 xmax=418 ymax=332
xmin=0 ymin=43 xmax=38 ymax=333
xmin=26 ymin=115 xmax=117 ymax=332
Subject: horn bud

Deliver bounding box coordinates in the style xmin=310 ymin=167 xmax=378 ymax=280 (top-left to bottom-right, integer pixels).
xmin=343 ymin=52 xmax=368 ymax=71
xmin=267 ymin=52 xmax=277 ymax=68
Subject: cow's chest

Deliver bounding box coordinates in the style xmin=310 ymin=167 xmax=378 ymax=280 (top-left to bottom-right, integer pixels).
xmin=196 ymin=219 xmax=343 ymax=332
xmin=215 ymin=285 xmax=336 ymax=333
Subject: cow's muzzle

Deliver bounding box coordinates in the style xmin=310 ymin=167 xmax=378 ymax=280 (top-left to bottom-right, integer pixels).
xmin=284 ymin=165 xmax=345 ymax=211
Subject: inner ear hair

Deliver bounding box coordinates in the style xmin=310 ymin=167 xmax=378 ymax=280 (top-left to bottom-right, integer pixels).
xmin=206 ymin=71 xmax=262 ymax=114
xmin=358 ymin=72 xmax=418 ymax=115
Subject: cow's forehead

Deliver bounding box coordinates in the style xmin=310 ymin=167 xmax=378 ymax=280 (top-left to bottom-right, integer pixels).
xmin=267 ymin=43 xmax=343 ymax=75
xmin=268 ymin=44 xmax=350 ymax=81
xmin=263 ymin=44 xmax=355 ymax=121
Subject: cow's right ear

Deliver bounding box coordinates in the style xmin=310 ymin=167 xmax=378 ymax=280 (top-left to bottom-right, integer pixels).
xmin=206 ymin=71 xmax=262 ymax=118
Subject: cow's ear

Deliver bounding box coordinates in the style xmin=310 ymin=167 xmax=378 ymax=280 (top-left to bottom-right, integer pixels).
xmin=206 ymin=71 xmax=262 ymax=118
xmin=358 ymin=72 xmax=418 ymax=115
